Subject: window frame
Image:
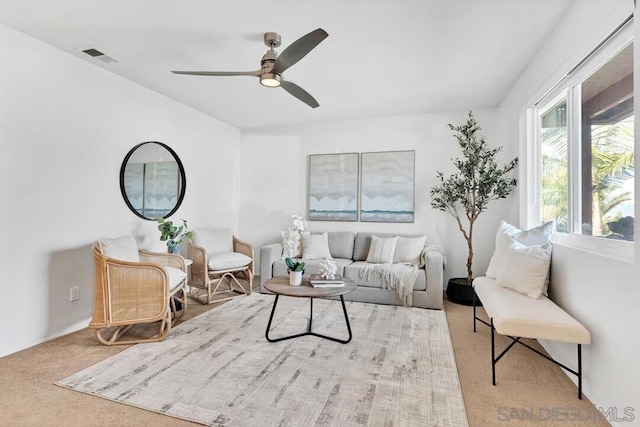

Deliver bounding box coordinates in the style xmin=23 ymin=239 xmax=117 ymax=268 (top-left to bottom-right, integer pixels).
xmin=525 ymin=22 xmax=634 ymax=263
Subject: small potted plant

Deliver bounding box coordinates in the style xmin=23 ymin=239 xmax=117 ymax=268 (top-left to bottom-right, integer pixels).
xmin=157 ymin=217 xmax=193 ymax=254
xmin=285 ymin=257 xmax=305 ymax=286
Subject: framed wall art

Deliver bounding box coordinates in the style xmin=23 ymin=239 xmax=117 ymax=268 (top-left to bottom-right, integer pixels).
xmin=308 ymin=153 xmax=359 ymax=221
xmin=360 ymin=150 xmax=415 ymax=223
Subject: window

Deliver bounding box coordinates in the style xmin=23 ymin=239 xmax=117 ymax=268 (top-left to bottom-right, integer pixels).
xmin=532 ymin=23 xmax=634 ymax=252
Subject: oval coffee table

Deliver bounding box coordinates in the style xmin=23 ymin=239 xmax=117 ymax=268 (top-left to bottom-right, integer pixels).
xmin=263 ymin=276 xmax=357 ymax=344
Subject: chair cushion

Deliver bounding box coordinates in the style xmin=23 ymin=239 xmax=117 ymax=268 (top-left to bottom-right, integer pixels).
xmin=165 ymin=266 xmax=187 ymax=291
xmin=300 ymin=231 xmax=332 ymax=259
xmin=193 ymin=228 xmax=233 ymax=254
xmin=343 ymin=261 xmax=426 ymax=291
xmin=208 ymin=252 xmax=252 ymax=271
xmin=98 ymin=235 xmax=140 ymax=262
xmin=474 ymin=276 xmax=590 ymax=344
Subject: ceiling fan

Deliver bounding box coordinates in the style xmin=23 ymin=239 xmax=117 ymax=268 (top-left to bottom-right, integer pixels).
xmin=172 ymin=28 xmax=328 ymax=108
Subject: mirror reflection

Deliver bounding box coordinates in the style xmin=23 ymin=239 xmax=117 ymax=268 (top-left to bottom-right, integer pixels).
xmin=119 ymin=141 xmax=186 ymax=220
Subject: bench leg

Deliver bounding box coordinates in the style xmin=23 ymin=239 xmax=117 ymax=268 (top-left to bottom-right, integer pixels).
xmin=578 ymin=344 xmax=582 ymax=400
xmin=491 ymin=317 xmax=496 ymax=386
xmin=472 ymin=287 xmax=477 ymax=332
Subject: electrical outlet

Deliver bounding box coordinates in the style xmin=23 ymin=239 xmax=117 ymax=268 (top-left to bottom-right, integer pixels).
xmin=70 ymin=286 xmax=80 ymax=302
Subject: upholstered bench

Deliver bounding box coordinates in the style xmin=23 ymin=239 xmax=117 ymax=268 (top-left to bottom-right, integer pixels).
xmin=472 ymin=276 xmax=591 ymax=399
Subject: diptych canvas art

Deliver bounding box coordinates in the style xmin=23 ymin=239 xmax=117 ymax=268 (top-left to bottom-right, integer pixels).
xmin=360 ymin=151 xmax=415 ymax=223
xmin=308 ymin=153 xmax=359 ymax=221
xmin=308 ymin=150 xmax=415 ymax=223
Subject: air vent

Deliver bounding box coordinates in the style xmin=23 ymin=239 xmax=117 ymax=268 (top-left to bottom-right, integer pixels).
xmin=82 ymin=48 xmax=104 ymax=57
xmin=81 ymin=48 xmax=119 ymax=64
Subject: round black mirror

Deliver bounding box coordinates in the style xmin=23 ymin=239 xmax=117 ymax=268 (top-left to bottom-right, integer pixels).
xmin=119 ymin=141 xmax=186 ymax=220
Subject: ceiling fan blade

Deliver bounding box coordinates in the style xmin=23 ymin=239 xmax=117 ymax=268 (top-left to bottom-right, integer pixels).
xmin=171 ymin=70 xmax=261 ymax=76
xmin=271 ymin=28 xmax=328 ymax=74
xmin=280 ymin=80 xmax=319 ymax=108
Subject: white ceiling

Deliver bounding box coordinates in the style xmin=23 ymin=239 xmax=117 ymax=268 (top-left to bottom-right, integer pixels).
xmin=0 ymin=0 xmax=575 ymax=129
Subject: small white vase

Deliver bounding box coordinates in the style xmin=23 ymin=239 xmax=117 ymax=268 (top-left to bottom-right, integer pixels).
xmin=289 ymin=270 xmax=303 ymax=286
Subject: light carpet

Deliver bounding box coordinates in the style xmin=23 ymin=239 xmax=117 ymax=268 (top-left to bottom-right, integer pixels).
xmin=57 ymin=294 xmax=468 ymax=426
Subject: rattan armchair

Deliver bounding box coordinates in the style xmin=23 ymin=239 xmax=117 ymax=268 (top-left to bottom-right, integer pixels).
xmin=90 ymin=237 xmax=188 ymax=345
xmin=189 ymin=228 xmax=254 ymax=304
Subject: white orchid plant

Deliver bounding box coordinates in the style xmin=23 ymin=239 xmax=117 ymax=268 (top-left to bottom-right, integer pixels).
xmin=282 ymin=214 xmax=308 ymax=259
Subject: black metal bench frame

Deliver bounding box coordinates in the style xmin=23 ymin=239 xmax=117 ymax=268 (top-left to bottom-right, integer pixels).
xmin=472 ymin=291 xmax=583 ymax=399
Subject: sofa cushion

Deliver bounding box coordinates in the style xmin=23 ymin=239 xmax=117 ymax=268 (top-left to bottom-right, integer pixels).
xmin=328 ymin=231 xmax=355 ymax=259
xmin=273 ymin=258 xmax=352 ymax=278
xmin=366 ymin=235 xmax=398 ymax=263
xmin=353 ymin=233 xmax=373 ymax=261
xmin=99 ymin=235 xmax=140 ymax=262
xmin=343 ymin=261 xmax=426 ymax=291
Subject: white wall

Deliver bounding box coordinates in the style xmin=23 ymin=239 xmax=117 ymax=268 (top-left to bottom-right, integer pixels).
xmin=0 ymin=24 xmax=241 ymax=357
xmin=495 ymin=0 xmax=639 ymax=420
xmin=239 ymin=110 xmax=519 ymax=285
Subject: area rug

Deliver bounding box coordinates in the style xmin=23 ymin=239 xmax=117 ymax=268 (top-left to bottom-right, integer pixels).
xmin=57 ymin=294 xmax=468 ymax=426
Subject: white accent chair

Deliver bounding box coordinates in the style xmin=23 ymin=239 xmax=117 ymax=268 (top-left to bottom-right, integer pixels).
xmin=90 ymin=235 xmax=188 ymax=345
xmin=188 ymin=228 xmax=254 ymax=304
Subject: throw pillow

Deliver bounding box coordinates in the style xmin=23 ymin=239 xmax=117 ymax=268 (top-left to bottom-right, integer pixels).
xmin=485 ymin=220 xmax=553 ymax=279
xmin=393 ymin=235 xmax=427 ymax=264
xmin=281 ymin=229 xmax=302 ymax=259
xmin=366 ymin=235 xmax=398 ymax=264
xmin=300 ymin=231 xmax=332 ymax=259
xmin=98 ymin=235 xmax=140 ymax=262
xmin=192 ymin=228 xmax=233 ymax=254
xmin=496 ymin=238 xmax=552 ymax=299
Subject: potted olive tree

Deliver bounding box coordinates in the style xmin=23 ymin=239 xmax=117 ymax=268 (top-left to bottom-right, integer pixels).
xmin=430 ymin=112 xmax=518 ymax=305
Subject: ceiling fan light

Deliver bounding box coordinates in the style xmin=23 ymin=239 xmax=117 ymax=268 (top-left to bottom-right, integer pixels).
xmin=260 ymin=73 xmax=282 ymax=87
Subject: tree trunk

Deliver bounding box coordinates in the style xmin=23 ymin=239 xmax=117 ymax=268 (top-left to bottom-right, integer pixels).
xmin=465 ymin=226 xmax=474 ymax=286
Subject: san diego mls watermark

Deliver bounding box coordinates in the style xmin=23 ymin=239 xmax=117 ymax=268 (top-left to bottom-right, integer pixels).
xmin=497 ymin=406 xmax=635 ymax=423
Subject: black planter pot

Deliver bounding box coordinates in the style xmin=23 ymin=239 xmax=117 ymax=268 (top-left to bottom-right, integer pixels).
xmin=446 ymin=278 xmax=481 ymax=306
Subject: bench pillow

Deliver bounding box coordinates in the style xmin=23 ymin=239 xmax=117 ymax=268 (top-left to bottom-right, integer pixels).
xmin=496 ymin=238 xmax=552 ymax=299
xmin=486 ymin=220 xmax=553 ymax=279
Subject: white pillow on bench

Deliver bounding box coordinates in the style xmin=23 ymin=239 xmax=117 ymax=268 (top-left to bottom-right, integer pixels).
xmin=496 ymin=238 xmax=552 ymax=299
xmin=486 ymin=220 xmax=553 ymax=295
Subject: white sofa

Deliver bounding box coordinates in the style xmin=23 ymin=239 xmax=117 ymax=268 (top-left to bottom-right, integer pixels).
xmin=260 ymin=231 xmax=444 ymax=309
